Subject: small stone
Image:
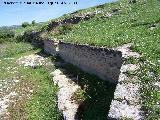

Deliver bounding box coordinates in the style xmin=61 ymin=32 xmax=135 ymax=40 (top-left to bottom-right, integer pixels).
xmin=116 ymin=43 xmax=140 ymax=58
xmin=153 ymin=82 xmax=160 ymax=88
xmin=147 ymin=71 xmax=155 ymax=77
xmin=29 ymin=90 xmax=33 ymax=93
xmin=114 ymin=83 xmax=140 ymax=104
xmin=120 ymin=64 xmax=139 ymax=73
xmin=14 ymin=80 xmax=19 ymax=83
xmin=16 ymin=54 xmax=45 ymax=67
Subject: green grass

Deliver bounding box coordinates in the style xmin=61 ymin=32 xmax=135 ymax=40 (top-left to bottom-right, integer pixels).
xmin=25 ymin=67 xmax=62 ymax=120
xmin=54 ymin=0 xmax=160 ymax=54
xmin=138 ymin=60 xmax=160 ymax=119
xmin=0 ymin=42 xmax=62 ymax=119
xmin=0 ymin=42 xmax=34 ymax=58
xmin=15 ymin=22 xmax=49 ymax=34
xmin=2 ymin=0 xmax=159 ymax=119
xmin=44 ymin=0 xmax=160 ymax=119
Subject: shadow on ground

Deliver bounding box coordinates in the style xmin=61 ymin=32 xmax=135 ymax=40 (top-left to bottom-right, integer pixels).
xmin=46 ymin=53 xmax=117 ymax=120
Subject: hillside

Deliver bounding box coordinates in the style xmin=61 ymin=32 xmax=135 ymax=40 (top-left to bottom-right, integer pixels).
xmin=41 ymin=0 xmax=160 ymax=119
xmin=0 ymin=25 xmax=21 ymax=30
xmin=1 ymin=0 xmax=160 ymax=119
xmin=47 ymin=0 xmax=160 ymax=60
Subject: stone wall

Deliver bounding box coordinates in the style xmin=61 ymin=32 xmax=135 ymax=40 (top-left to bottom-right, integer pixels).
xmin=44 ymin=40 xmax=123 ymax=83
xmin=23 ymin=31 xmax=44 ymax=47
xmin=43 ymin=40 xmax=58 ymax=55
xmin=47 ymin=13 xmax=95 ymax=31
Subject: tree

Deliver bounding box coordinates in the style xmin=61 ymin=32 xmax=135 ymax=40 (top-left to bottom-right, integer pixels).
xmin=32 ymin=20 xmax=36 ymax=26
xmin=22 ymin=22 xmax=30 ymax=28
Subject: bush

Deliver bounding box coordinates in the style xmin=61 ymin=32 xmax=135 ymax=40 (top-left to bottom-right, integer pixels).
xmin=22 ymin=22 xmax=30 ymax=28
xmin=14 ymin=33 xmax=24 ymax=42
xmin=0 ymin=29 xmax=15 ymax=43
xmin=32 ymin=20 xmax=36 ymax=26
xmin=0 ymin=38 xmax=16 ymax=43
xmin=41 ymin=24 xmax=49 ymax=31
xmin=0 ymin=30 xmax=15 ymax=39
xmin=58 ymin=24 xmax=73 ymax=35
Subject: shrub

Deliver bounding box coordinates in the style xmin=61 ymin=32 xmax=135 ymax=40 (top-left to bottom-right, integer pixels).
xmin=0 ymin=29 xmax=15 ymax=43
xmin=41 ymin=24 xmax=49 ymax=31
xmin=58 ymin=24 xmax=73 ymax=35
xmin=32 ymin=20 xmax=36 ymax=26
xmin=0 ymin=30 xmax=15 ymax=39
xmin=14 ymin=33 xmax=24 ymax=42
xmin=22 ymin=22 xmax=30 ymax=28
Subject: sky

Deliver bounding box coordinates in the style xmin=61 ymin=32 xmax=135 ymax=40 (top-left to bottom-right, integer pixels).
xmin=0 ymin=0 xmax=116 ymax=26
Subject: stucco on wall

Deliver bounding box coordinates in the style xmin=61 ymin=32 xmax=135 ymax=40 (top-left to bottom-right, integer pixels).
xmin=44 ymin=40 xmax=58 ymax=55
xmin=44 ymin=40 xmax=123 ymax=83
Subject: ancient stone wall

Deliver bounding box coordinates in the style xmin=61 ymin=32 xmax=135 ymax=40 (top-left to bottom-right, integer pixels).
xmin=43 ymin=40 xmax=58 ymax=55
xmin=58 ymin=41 xmax=122 ymax=83
xmin=47 ymin=13 xmax=95 ymax=31
xmin=23 ymin=31 xmax=44 ymax=47
xmin=44 ymin=40 xmax=123 ymax=83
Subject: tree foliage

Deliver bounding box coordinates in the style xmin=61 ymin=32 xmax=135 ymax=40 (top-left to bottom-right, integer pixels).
xmin=0 ymin=29 xmax=15 ymax=39
xmin=32 ymin=20 xmax=36 ymax=26
xmin=0 ymin=29 xmax=15 ymax=43
xmin=22 ymin=22 xmax=30 ymax=28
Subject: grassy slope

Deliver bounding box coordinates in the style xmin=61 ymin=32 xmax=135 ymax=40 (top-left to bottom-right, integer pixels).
xmin=56 ymin=0 xmax=160 ymax=60
xmin=0 ymin=43 xmax=116 ymax=120
xmin=0 ymin=42 xmax=62 ymax=119
xmin=9 ymin=0 xmax=160 ymax=119
xmin=47 ymin=0 xmax=160 ymax=119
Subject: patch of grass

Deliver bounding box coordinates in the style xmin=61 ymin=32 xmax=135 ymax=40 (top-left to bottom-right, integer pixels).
xmin=71 ymin=88 xmax=87 ymax=104
xmin=25 ymin=67 xmax=62 ymax=120
xmin=58 ymin=24 xmax=73 ymax=35
xmin=0 ymin=42 xmax=62 ymax=119
xmin=15 ymin=21 xmax=49 ymax=34
xmin=45 ymin=24 xmax=74 ymax=39
xmin=125 ymin=57 xmax=139 ymax=64
xmin=0 ymin=29 xmax=15 ymax=43
xmin=0 ymin=42 xmax=35 ymax=58
xmin=6 ymin=66 xmax=62 ymax=120
xmin=139 ymin=60 xmax=160 ymax=119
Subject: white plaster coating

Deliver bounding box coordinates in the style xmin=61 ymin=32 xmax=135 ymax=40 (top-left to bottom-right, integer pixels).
xmin=44 ymin=40 xmax=123 ymax=83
